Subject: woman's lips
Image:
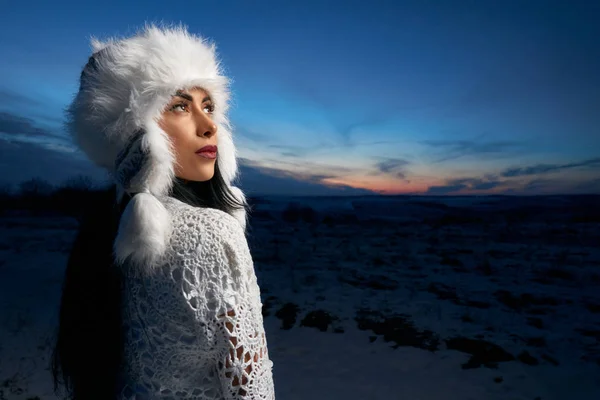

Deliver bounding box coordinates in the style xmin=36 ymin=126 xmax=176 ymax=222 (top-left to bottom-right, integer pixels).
xmin=196 ymin=145 xmax=217 ymax=159
xmin=197 ymin=151 xmax=216 ymax=159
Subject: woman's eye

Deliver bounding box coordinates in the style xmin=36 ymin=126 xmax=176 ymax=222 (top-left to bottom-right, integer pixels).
xmin=204 ymin=104 xmax=215 ymax=114
xmin=171 ymin=103 xmax=188 ymax=112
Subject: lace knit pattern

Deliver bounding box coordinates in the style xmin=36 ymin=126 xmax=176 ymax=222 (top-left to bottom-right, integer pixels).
xmin=117 ymin=196 xmax=275 ymax=399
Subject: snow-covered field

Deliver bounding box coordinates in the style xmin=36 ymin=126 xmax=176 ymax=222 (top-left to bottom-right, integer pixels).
xmin=1 ymin=194 xmax=599 ymax=399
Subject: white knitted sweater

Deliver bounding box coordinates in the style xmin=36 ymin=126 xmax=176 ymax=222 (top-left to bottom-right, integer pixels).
xmin=117 ymin=196 xmax=275 ymax=399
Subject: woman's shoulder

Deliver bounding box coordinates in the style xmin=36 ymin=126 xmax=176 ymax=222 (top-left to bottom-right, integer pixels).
xmin=162 ymin=195 xmax=245 ymax=244
xmin=160 ymin=196 xmax=252 ymax=286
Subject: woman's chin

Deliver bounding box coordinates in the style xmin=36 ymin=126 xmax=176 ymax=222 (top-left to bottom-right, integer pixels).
xmin=179 ymin=170 xmax=215 ymax=182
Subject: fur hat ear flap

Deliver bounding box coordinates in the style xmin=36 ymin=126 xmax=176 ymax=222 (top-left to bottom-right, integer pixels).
xmin=113 ymin=192 xmax=172 ymax=273
xmin=111 ymin=125 xmax=174 ymax=272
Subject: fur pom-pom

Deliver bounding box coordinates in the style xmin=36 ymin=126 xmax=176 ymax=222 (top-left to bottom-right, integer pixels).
xmin=113 ymin=192 xmax=172 ymax=272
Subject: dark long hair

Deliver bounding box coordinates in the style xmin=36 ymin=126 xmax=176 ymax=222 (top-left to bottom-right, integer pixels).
xmin=50 ymin=163 xmax=247 ymax=399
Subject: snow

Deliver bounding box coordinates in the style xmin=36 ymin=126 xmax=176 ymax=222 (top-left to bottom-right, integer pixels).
xmin=1 ymin=195 xmax=599 ymax=399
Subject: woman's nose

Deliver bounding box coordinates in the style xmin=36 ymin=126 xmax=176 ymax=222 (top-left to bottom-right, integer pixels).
xmin=199 ymin=124 xmax=217 ymax=138
xmin=195 ymin=112 xmax=217 ymax=138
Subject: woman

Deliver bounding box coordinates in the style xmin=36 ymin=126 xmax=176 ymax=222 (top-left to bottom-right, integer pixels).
xmin=51 ymin=24 xmax=275 ymax=399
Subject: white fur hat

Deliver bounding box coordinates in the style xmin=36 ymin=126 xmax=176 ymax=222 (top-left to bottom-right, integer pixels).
xmin=67 ymin=23 xmax=246 ymax=270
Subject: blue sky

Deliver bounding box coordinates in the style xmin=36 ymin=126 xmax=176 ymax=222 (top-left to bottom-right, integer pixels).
xmin=0 ymin=0 xmax=599 ymax=195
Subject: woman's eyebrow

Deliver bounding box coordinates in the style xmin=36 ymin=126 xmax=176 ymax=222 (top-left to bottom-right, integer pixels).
xmin=174 ymin=91 xmax=194 ymax=101
xmin=174 ymin=90 xmax=212 ymax=103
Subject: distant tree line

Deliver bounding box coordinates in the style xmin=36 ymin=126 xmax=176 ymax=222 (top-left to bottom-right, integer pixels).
xmin=0 ymin=177 xmax=347 ymax=226
xmin=0 ymin=176 xmax=269 ymax=222
xmin=0 ymin=175 xmax=108 ymax=219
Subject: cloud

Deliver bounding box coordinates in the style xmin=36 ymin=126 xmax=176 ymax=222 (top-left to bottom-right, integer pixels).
xmin=237 ymin=158 xmax=373 ymax=196
xmin=501 ymin=157 xmax=600 ymax=177
xmin=241 ymin=157 xmax=356 ymax=178
xmin=523 ymin=178 xmax=556 ymax=192
xmin=43 ymin=143 xmax=78 ymax=153
xmin=0 ymin=111 xmax=68 ymax=142
xmin=570 ymin=177 xmax=600 ymax=194
xmin=422 ymin=155 xmax=600 ymax=195
xmin=268 ymin=144 xmax=307 ymax=158
xmin=0 ymin=88 xmax=44 ymax=107
xmin=515 ymin=176 xmax=600 ymax=195
xmin=330 ymin=114 xmax=394 ymax=148
xmin=271 ymin=72 xmax=402 ymax=149
xmin=425 ymin=183 xmax=468 ymax=195
xmin=471 ymin=180 xmax=502 ymax=190
xmin=0 ymin=139 xmax=108 ymax=189
xmin=0 ymin=112 xmax=50 ymax=136
xmin=425 ymin=177 xmax=505 ymax=194
xmin=268 ymin=139 xmax=404 ymax=160
xmin=457 ymin=177 xmax=504 ymax=191
xmin=373 ymin=158 xmax=410 ymax=179
xmin=0 ymin=88 xmax=49 ymax=107
xmin=280 ymin=151 xmax=300 ymax=158
xmin=423 ymin=138 xmax=524 ymax=162
xmin=0 ymin=140 xmax=371 ymax=197
xmin=235 ymin=126 xmax=273 ymax=143
xmin=0 ymin=88 xmax=66 ymax=127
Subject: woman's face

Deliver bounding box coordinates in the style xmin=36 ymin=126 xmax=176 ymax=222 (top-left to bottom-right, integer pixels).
xmin=158 ymin=87 xmax=218 ymax=182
